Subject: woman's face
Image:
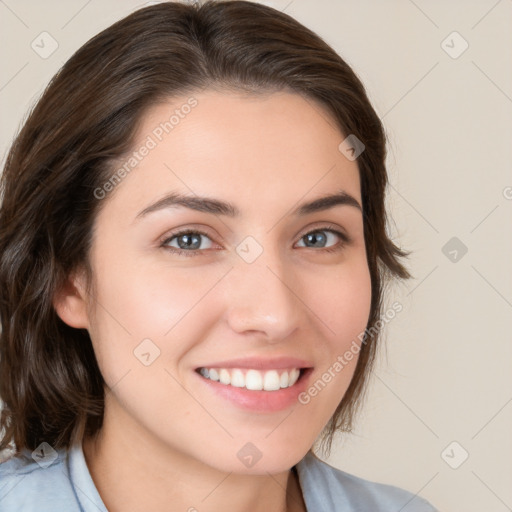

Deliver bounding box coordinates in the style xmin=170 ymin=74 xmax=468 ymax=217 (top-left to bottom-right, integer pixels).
xmin=77 ymin=89 xmax=371 ymax=473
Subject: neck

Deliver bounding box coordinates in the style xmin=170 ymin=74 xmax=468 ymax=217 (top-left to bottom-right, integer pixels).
xmin=82 ymin=403 xmax=307 ymax=512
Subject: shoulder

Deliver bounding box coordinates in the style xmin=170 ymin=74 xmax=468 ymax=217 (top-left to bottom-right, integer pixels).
xmin=296 ymin=451 xmax=438 ymax=512
xmin=0 ymin=446 xmax=80 ymax=512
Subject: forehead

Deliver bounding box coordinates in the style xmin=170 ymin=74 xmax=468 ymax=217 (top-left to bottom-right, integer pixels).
xmin=101 ymin=89 xmax=362 ymax=219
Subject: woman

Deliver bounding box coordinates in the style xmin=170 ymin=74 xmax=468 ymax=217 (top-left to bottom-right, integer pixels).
xmin=0 ymin=1 xmax=437 ymax=510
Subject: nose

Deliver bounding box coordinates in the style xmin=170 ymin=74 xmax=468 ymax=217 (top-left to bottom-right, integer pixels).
xmin=224 ymin=253 xmax=302 ymax=343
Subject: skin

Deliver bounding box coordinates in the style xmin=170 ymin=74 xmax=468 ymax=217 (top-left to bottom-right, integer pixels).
xmin=54 ymin=89 xmax=372 ymax=512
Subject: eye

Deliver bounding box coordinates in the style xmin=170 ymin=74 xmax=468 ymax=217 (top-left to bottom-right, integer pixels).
xmin=295 ymin=227 xmax=350 ymax=253
xmin=161 ymin=229 xmax=216 ymax=257
xmin=160 ymin=226 xmax=351 ymax=257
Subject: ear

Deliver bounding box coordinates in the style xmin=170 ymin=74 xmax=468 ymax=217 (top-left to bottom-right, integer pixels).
xmin=53 ymin=268 xmax=90 ymax=329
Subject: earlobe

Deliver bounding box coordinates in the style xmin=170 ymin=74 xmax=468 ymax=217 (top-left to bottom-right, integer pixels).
xmin=52 ymin=270 xmax=90 ymax=329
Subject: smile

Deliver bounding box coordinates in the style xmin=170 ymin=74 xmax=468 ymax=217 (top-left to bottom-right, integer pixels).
xmin=197 ymin=367 xmax=302 ymax=391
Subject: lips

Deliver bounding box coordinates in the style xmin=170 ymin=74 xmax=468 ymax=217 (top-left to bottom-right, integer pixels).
xmin=195 ymin=356 xmax=313 ymax=371
xmin=195 ymin=364 xmax=314 ymax=412
xmin=194 ymin=356 xmax=313 ymax=391
xmin=193 ymin=356 xmax=313 ymax=412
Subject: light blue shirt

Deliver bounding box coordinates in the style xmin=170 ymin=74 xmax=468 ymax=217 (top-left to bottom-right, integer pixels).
xmin=0 ymin=444 xmax=437 ymax=511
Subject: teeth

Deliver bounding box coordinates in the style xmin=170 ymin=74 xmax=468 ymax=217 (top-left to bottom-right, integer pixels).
xmin=231 ymin=369 xmax=245 ymax=388
xmin=263 ymin=370 xmax=280 ymax=391
xmin=198 ymin=367 xmax=302 ymax=391
xmin=219 ymin=369 xmax=231 ymax=385
xmin=246 ymin=369 xmax=263 ymax=390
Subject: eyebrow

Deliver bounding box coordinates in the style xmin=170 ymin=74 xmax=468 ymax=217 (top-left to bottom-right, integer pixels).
xmin=135 ymin=189 xmax=362 ymax=221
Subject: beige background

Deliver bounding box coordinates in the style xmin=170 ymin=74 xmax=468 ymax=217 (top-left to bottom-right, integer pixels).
xmin=1 ymin=1 xmax=511 ymax=510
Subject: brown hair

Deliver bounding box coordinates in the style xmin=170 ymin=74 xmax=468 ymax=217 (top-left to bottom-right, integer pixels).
xmin=0 ymin=0 xmax=411 ymax=459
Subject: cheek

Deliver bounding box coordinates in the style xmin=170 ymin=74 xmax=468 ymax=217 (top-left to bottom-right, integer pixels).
xmin=289 ymin=257 xmax=372 ymax=436
xmin=305 ymin=255 xmax=372 ymax=347
xmin=86 ymin=255 xmax=223 ymax=382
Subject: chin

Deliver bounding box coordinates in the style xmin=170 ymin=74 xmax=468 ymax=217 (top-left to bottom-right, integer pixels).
xmin=199 ymin=439 xmax=312 ymax=475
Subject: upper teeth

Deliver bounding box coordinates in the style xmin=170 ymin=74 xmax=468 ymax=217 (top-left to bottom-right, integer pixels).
xmin=199 ymin=367 xmax=301 ymax=391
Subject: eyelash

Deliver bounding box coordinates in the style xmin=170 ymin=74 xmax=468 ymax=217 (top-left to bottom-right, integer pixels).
xmin=160 ymin=225 xmax=351 ymax=258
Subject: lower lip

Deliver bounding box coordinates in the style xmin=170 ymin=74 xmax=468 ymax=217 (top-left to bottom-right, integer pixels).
xmin=195 ymin=368 xmax=313 ymax=413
